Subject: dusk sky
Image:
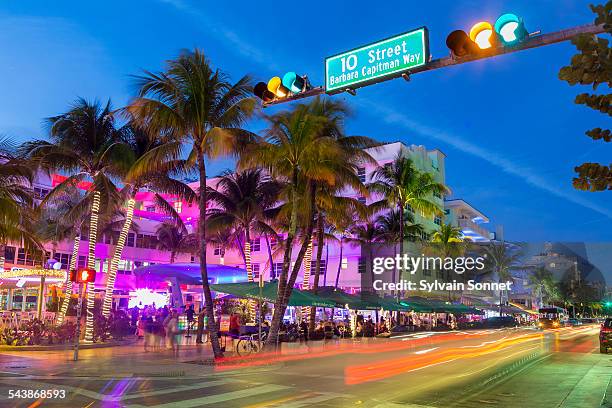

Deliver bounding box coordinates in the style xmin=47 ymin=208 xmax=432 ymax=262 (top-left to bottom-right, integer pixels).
xmin=0 ymin=0 xmax=610 ymax=244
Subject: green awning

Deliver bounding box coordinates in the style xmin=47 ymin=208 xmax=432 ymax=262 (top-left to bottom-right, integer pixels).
xmin=308 ymin=287 xmax=380 ymax=310
xmin=211 ymin=281 xmax=336 ymax=308
xmin=401 ymin=296 xmax=483 ymax=314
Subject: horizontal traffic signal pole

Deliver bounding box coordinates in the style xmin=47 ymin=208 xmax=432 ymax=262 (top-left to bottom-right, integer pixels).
xmin=263 ymin=23 xmax=605 ymax=107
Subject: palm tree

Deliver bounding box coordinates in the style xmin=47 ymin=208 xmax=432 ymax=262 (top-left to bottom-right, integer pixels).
xmin=483 ymin=242 xmax=522 ymax=316
xmin=0 ymin=137 xmax=40 ymax=272
xmin=240 ymin=98 xmax=372 ymax=346
xmin=429 ymin=222 xmax=470 ymax=300
xmin=126 ymin=49 xmax=256 ymax=357
xmin=206 ymin=169 xmax=280 ymax=282
xmin=346 ymin=215 xmax=386 ymax=292
xmin=101 ymin=124 xmax=196 ymax=317
xmin=22 ymin=98 xmax=129 ymax=342
xmin=526 ymin=267 xmax=554 ymax=309
xmin=156 ymin=222 xmax=197 ymax=263
xmin=369 ymin=154 xmax=448 ymax=292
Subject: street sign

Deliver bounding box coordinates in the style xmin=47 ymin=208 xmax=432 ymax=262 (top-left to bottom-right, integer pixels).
xmin=325 ymin=27 xmax=429 ymax=94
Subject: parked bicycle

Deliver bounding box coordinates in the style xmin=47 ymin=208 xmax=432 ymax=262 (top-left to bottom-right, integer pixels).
xmin=235 ymin=331 xmax=268 ymax=356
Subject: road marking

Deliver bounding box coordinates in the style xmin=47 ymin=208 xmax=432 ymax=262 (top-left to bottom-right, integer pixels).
xmin=120 ymin=378 xmax=241 ymax=401
xmin=278 ymin=392 xmax=349 ymax=407
xmin=125 ymin=384 xmax=290 ymax=408
xmin=414 ymin=348 xmax=438 ymax=355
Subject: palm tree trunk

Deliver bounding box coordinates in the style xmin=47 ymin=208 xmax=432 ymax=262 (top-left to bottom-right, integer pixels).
xmin=170 ymin=251 xmax=176 ymax=264
xmin=309 ymin=214 xmax=325 ymax=332
xmin=57 ymin=233 xmax=80 ymax=324
xmin=301 ymin=241 xmax=313 ymax=327
xmin=102 ymin=197 xmax=136 ymax=318
xmin=335 ymin=236 xmax=344 ymax=288
xmin=84 ymin=191 xmax=100 ymax=343
xmin=0 ymin=243 xmax=4 ymax=272
xmin=264 ymin=233 xmax=274 ymax=280
xmin=244 ymin=228 xmax=256 ymax=322
xmin=197 ymin=155 xmax=222 ymax=358
xmin=267 ymin=179 xmax=314 ymax=346
xmin=266 ymin=172 xmax=299 ymax=346
xmin=245 ymin=228 xmax=253 ymax=282
xmin=397 ymin=203 xmax=404 ymax=298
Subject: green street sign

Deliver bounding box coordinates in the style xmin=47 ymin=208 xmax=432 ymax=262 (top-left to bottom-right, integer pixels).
xmin=325 ymin=27 xmax=429 ymax=94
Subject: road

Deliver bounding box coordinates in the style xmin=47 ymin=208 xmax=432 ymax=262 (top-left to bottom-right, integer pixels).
xmin=0 ymin=325 xmax=609 ymax=407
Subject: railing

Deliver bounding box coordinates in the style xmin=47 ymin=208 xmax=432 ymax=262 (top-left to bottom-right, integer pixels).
xmin=457 ymin=219 xmax=491 ymax=240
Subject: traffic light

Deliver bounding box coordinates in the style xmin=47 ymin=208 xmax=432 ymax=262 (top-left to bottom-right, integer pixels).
xmin=494 ymin=14 xmax=528 ymax=45
xmin=447 ymin=13 xmax=528 ymax=58
xmin=70 ymin=268 xmax=96 ymax=283
xmin=254 ymin=72 xmax=309 ymax=102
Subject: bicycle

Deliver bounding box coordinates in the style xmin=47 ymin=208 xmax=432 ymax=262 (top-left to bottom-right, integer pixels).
xmin=235 ymin=331 xmax=268 ymax=357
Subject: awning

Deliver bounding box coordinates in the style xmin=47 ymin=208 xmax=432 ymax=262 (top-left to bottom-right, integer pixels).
xmin=210 ymin=281 xmax=336 ymax=308
xmin=308 ymin=287 xmax=380 ymax=310
xmin=401 ymin=296 xmax=484 ymax=314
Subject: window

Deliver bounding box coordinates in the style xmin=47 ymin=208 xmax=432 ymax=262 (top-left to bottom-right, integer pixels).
xmin=358 ymin=257 xmax=366 ymax=274
xmin=341 ymin=257 xmax=348 ymax=270
xmin=420 ymin=231 xmax=429 ymax=241
xmin=437 ymin=269 xmax=445 ymax=279
xmin=357 ymin=196 xmax=366 ymax=205
xmin=252 ymin=263 xmax=260 ymax=279
xmin=272 ymin=262 xmax=284 ymax=279
xmin=310 ymin=260 xmax=327 ymax=274
xmin=16 ymin=249 xmax=33 ymax=266
xmin=249 ymin=238 xmax=260 ymax=252
xmin=78 ymin=256 xmax=87 ymax=268
xmin=145 ymin=205 xmax=155 ymax=212
xmin=423 ymin=267 xmax=431 ymax=276
xmin=213 ymin=243 xmax=224 ymax=256
xmin=149 ymin=235 xmax=158 ymax=249
xmin=54 ymin=252 xmax=70 ymax=269
xmin=126 ymin=233 xmax=135 ymax=247
xmin=357 ymin=167 xmax=366 ymax=183
xmin=173 ymin=201 xmax=182 ymax=214
xmin=434 ymin=216 xmax=442 ymax=226
xmin=4 ymin=246 xmax=15 ymax=263
xmin=431 ymin=158 xmax=439 ymax=171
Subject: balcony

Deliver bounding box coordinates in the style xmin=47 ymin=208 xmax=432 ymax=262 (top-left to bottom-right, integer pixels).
xmin=457 ymin=218 xmax=491 ymax=241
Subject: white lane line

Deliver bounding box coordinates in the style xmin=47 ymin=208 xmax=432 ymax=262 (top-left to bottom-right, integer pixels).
xmin=415 ymin=347 xmax=439 ymax=355
xmin=125 ymin=384 xmax=291 ymax=408
xmin=279 ymin=393 xmax=349 ymax=407
xmin=120 ymin=379 xmax=241 ymax=401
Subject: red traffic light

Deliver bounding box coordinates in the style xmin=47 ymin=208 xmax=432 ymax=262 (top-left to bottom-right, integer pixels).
xmin=71 ymin=268 xmax=96 ymax=283
xmin=254 ymin=82 xmax=275 ymax=102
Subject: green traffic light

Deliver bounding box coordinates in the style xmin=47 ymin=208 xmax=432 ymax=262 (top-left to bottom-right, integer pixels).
xmin=494 ymin=13 xmax=528 ymax=44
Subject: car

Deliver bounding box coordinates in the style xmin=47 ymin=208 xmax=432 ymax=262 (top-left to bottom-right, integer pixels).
xmin=565 ymin=318 xmax=582 ymax=326
xmin=580 ymin=318 xmax=597 ymax=325
xmin=482 ymin=316 xmax=518 ymax=329
xmin=600 ymin=318 xmax=612 ymax=354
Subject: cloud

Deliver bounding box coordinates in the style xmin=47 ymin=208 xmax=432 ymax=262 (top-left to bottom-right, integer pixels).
xmin=156 ymin=0 xmax=274 ymax=70
xmin=363 ymin=100 xmax=612 ymax=220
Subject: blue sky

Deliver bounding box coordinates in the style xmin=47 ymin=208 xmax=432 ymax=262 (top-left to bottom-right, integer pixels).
xmin=0 ymin=0 xmax=610 ymax=244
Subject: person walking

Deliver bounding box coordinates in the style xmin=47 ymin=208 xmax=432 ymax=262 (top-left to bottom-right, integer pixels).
xmin=165 ymin=310 xmax=180 ymax=355
xmin=196 ymin=307 xmax=208 ymax=344
xmin=185 ymin=305 xmax=195 ymax=337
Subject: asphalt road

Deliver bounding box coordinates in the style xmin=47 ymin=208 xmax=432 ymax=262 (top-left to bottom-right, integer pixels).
xmin=0 ymin=325 xmax=609 ymax=407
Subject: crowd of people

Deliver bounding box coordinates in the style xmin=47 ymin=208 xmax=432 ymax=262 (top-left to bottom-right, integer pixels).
xmin=129 ymin=303 xmax=208 ymax=354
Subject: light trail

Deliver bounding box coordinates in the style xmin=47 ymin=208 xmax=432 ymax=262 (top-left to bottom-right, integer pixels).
xmin=344 ymin=332 xmax=544 ymax=384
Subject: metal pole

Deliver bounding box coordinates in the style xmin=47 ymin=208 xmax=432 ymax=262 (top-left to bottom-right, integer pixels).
xmin=264 ymin=23 xmax=606 ymax=106
xmin=73 ymin=282 xmax=83 ymax=362
xmin=37 ymin=275 xmax=45 ymax=320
